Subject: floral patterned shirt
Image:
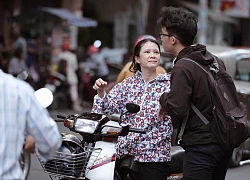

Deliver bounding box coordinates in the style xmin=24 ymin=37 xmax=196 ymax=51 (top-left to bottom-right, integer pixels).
xmin=92 ymin=71 xmax=172 ymax=162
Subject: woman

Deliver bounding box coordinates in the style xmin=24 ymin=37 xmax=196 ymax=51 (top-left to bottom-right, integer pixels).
xmin=92 ymin=38 xmax=172 ymax=180
xmin=116 ymin=35 xmax=166 ymax=84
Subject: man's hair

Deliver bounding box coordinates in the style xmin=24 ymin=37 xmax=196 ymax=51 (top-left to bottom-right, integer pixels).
xmin=157 ymin=6 xmax=198 ymax=46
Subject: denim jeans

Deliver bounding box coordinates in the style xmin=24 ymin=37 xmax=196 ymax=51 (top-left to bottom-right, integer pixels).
xmin=183 ymin=144 xmax=233 ymax=180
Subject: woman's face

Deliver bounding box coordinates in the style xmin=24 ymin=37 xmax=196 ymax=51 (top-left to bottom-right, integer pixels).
xmin=135 ymin=41 xmax=160 ymax=70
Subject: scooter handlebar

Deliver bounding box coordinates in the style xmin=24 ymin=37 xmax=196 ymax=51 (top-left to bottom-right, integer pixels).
xmin=129 ymin=127 xmax=146 ymax=134
xmin=57 ymin=114 xmax=67 ymax=119
xmin=54 ymin=119 xmax=65 ymax=122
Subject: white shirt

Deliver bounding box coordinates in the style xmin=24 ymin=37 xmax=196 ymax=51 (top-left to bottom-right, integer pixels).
xmin=58 ymin=51 xmax=79 ymax=85
xmin=0 ymin=70 xmax=61 ymax=179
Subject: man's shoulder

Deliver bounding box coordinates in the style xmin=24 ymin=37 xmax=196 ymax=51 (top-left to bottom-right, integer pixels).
xmin=0 ymin=71 xmax=32 ymax=91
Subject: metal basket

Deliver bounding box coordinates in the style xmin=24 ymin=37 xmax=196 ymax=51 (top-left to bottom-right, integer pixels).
xmin=38 ymin=146 xmax=102 ymax=179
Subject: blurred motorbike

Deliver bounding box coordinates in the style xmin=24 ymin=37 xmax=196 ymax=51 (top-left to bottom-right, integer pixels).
xmin=45 ymin=71 xmax=71 ymax=110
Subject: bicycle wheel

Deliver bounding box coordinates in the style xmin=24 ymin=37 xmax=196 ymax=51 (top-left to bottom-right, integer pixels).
xmin=19 ymin=148 xmax=31 ymax=180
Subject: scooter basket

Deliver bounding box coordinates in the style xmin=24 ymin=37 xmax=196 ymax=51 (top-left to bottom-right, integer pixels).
xmin=38 ymin=146 xmax=102 ymax=179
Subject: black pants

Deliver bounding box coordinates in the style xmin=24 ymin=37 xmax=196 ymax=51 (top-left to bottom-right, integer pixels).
xmin=115 ymin=157 xmax=169 ymax=180
xmin=183 ymin=144 xmax=233 ymax=180
xmin=139 ymin=161 xmax=170 ymax=180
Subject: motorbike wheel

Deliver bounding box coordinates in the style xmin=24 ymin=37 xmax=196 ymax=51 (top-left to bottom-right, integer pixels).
xmin=19 ymin=148 xmax=31 ymax=180
xmin=229 ymin=147 xmax=243 ymax=167
xmin=114 ymin=170 xmax=122 ymax=180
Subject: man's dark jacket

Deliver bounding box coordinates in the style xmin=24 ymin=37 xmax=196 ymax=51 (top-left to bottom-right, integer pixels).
xmin=159 ymin=44 xmax=224 ymax=147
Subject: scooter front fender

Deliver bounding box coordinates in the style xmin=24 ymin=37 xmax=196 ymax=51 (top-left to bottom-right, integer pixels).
xmin=86 ymin=141 xmax=116 ymax=180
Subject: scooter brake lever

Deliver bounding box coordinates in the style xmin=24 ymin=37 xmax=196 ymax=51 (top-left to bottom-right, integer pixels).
xmin=119 ymin=125 xmax=130 ymax=136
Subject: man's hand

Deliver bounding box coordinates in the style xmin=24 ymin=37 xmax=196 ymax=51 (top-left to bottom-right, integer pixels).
xmin=25 ymin=135 xmax=35 ymax=153
xmin=158 ymin=104 xmax=166 ymax=120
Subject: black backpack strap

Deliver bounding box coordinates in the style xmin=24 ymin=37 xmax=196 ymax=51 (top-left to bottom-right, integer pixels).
xmin=177 ymin=58 xmax=212 ymax=144
xmin=191 ymin=104 xmax=210 ymax=125
xmin=179 ymin=58 xmax=208 ymax=73
xmin=177 ymin=104 xmax=210 ymax=144
xmin=177 ymin=111 xmax=189 ymax=144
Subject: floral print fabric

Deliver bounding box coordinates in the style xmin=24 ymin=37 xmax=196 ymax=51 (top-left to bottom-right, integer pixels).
xmin=92 ymin=71 xmax=172 ymax=162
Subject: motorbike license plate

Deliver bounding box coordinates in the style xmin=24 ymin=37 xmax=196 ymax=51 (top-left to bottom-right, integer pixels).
xmin=45 ymin=84 xmax=56 ymax=93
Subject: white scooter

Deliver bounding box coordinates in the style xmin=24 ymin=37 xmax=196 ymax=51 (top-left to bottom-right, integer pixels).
xmin=36 ymin=103 xmax=145 ymax=180
xmin=34 ymin=101 xmax=184 ymax=180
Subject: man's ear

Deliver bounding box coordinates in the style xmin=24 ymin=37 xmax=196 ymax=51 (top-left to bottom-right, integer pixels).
xmin=172 ymin=36 xmax=178 ymax=45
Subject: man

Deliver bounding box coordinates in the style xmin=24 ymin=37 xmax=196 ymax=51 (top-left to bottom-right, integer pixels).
xmin=12 ymin=29 xmax=27 ymax=60
xmin=86 ymin=45 xmax=110 ymax=81
xmin=158 ymin=6 xmax=232 ymax=180
xmin=58 ymin=43 xmax=82 ymax=111
xmin=0 ymin=69 xmax=61 ymax=180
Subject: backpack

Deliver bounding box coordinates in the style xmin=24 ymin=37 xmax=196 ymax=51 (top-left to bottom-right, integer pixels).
xmin=178 ymin=57 xmax=250 ymax=151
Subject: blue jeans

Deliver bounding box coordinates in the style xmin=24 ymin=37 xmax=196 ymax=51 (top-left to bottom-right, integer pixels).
xmin=183 ymin=144 xmax=233 ymax=180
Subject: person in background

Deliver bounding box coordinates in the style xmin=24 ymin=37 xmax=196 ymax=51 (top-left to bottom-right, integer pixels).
xmin=158 ymin=6 xmax=233 ymax=180
xmin=116 ymin=35 xmax=166 ymax=83
xmin=25 ymin=33 xmax=39 ymax=69
xmin=0 ymin=69 xmax=61 ymax=180
xmin=0 ymin=51 xmax=11 ymax=73
xmin=58 ymin=43 xmax=82 ymax=111
xmin=25 ymin=33 xmax=40 ymax=89
xmin=12 ymin=28 xmax=27 ymax=60
xmin=86 ymin=45 xmax=110 ymax=81
xmin=8 ymin=47 xmax=28 ymax=76
xmin=92 ymin=38 xmax=172 ymax=180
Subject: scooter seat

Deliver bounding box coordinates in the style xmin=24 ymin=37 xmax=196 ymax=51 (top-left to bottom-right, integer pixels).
xmin=169 ymin=146 xmax=185 ymax=174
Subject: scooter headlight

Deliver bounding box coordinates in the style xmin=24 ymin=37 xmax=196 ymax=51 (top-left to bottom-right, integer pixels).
xmin=74 ymin=118 xmax=98 ymax=134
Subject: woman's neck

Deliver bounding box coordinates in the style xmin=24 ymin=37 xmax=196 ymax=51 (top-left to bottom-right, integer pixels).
xmin=141 ymin=69 xmax=157 ymax=83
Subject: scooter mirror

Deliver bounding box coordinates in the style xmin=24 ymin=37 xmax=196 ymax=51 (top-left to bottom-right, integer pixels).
xmin=119 ymin=103 xmax=140 ymax=125
xmin=35 ymin=88 xmax=53 ymax=108
xmin=126 ymin=103 xmax=140 ymax=113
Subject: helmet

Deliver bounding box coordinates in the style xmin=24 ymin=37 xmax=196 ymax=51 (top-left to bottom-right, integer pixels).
xmin=60 ymin=133 xmax=84 ymax=150
xmin=134 ymin=34 xmax=156 ymax=48
xmin=44 ymin=133 xmax=86 ymax=178
xmin=88 ymin=45 xmax=99 ymax=54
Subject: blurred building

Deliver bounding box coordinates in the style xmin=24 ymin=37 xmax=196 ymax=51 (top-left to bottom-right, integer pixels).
xmin=83 ymin=0 xmax=250 ymax=48
xmin=0 ymin=0 xmax=250 ymax=55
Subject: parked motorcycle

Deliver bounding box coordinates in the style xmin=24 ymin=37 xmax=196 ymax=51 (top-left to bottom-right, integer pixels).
xmin=36 ymin=103 xmax=143 ymax=180
xmin=19 ymin=146 xmax=31 ymax=180
xmin=36 ymin=102 xmax=184 ymax=180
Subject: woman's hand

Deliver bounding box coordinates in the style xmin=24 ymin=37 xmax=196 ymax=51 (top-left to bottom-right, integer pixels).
xmin=93 ymin=78 xmax=107 ymax=98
